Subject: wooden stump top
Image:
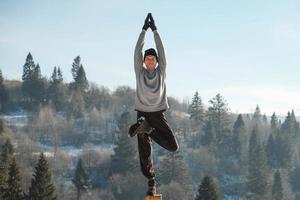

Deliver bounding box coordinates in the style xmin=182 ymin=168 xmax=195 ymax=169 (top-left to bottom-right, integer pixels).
xmin=145 ymin=194 xmax=162 ymax=200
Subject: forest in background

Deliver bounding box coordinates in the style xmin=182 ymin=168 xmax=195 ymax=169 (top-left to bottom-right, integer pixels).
xmin=0 ymin=53 xmax=300 ymax=200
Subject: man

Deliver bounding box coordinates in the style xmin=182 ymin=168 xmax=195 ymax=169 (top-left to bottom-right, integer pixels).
xmin=128 ymin=13 xmax=179 ymax=196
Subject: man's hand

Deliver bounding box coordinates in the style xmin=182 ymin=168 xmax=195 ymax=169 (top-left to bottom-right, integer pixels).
xmin=149 ymin=13 xmax=157 ymax=31
xmin=142 ymin=13 xmax=151 ymax=31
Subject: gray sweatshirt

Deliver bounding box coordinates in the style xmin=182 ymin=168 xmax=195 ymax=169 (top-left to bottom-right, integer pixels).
xmin=134 ymin=29 xmax=169 ymax=112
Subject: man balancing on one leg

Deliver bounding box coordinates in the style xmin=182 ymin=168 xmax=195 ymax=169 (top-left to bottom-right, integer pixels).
xmin=128 ymin=13 xmax=179 ymax=197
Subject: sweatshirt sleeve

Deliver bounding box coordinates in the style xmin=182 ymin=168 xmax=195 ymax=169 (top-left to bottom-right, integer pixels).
xmin=153 ymin=30 xmax=166 ymax=74
xmin=134 ymin=29 xmax=146 ymax=75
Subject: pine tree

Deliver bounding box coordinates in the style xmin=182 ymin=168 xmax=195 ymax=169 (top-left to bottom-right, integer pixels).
xmin=277 ymin=111 xmax=295 ymax=169
xmin=21 ymin=53 xmax=36 ymax=104
xmin=275 ymin=134 xmax=293 ymax=169
xmin=71 ymin=56 xmax=81 ymax=80
xmin=33 ymin=63 xmax=41 ymax=79
xmin=188 ymin=91 xmax=204 ymax=124
xmin=290 ymin=166 xmax=300 ymax=194
xmin=0 ymin=168 xmax=6 ymax=199
xmin=158 ymin=151 xmax=193 ymax=198
xmin=22 ymin=53 xmax=35 ymax=82
xmin=0 ymin=138 xmax=14 ymax=193
xmin=2 ymin=156 xmax=24 ymax=200
xmin=31 ymin=63 xmax=46 ymax=105
xmin=207 ymin=93 xmax=231 ymax=159
xmin=262 ymin=113 xmax=268 ymax=124
xmin=195 ymin=175 xmax=219 ymax=200
xmin=291 ymin=110 xmax=300 ymax=136
xmin=47 ymin=66 xmax=66 ymax=111
xmin=252 ymin=105 xmax=262 ymax=125
xmin=56 ymin=67 xmax=63 ymax=83
xmin=281 ymin=110 xmax=299 ymax=138
xmin=271 ymin=112 xmax=279 ymax=136
xmin=27 ymin=152 xmax=57 ymax=200
xmin=207 ymin=93 xmax=231 ymax=145
xmin=201 ymin=120 xmax=216 ymax=146
xmin=158 ymin=152 xmax=173 ymax=185
xmin=74 ymin=66 xmax=88 ymax=92
xmin=1 ymin=139 xmax=13 ymax=164
xmin=266 ymin=133 xmax=278 ymax=168
xmin=0 ymin=69 xmax=3 ymax=84
xmin=272 ymin=170 xmax=283 ymax=200
xmin=0 ymin=69 xmax=8 ymax=112
xmin=0 ymin=119 xmax=3 ymax=134
xmin=71 ymin=56 xmax=88 ymax=92
xmin=246 ymin=125 xmax=269 ymax=199
xmin=51 ymin=67 xmax=57 ymax=83
xmin=67 ymin=89 xmax=85 ymax=119
xmin=21 ymin=53 xmax=46 ymax=109
xmin=72 ymin=158 xmax=91 ymax=200
xmin=0 ymin=139 xmax=13 ymax=198
xmin=49 ymin=66 xmax=63 ymax=85
xmin=110 ymin=112 xmax=138 ymax=175
xmin=232 ymin=114 xmax=246 ymax=161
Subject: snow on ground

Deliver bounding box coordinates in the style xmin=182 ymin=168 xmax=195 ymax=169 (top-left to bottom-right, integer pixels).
xmin=1 ymin=113 xmax=31 ymax=127
xmin=38 ymin=143 xmax=116 ymax=158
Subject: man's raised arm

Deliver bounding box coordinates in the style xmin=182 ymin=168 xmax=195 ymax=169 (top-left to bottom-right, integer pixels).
xmin=149 ymin=14 xmax=166 ymax=74
xmin=134 ymin=29 xmax=146 ymax=75
xmin=153 ymin=30 xmax=166 ymax=72
xmin=134 ymin=14 xmax=151 ymax=75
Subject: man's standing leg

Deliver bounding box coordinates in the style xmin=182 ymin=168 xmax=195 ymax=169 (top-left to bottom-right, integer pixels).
xmin=136 ymin=109 xmax=179 ymax=196
xmin=136 ymin=111 xmax=155 ymax=180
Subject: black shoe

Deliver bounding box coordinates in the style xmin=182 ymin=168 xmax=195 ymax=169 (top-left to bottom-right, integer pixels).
xmin=128 ymin=122 xmax=140 ymax=137
xmin=146 ymin=178 xmax=157 ymax=196
xmin=128 ymin=116 xmax=155 ymax=137
xmin=128 ymin=116 xmax=145 ymax=137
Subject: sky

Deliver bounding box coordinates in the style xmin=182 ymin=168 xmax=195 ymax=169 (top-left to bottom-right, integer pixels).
xmin=0 ymin=0 xmax=300 ymax=116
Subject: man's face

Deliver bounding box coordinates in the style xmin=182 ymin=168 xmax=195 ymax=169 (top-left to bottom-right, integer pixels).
xmin=144 ymin=55 xmax=157 ymax=72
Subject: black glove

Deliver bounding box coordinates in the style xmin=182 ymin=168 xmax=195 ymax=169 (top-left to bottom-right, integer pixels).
xmin=149 ymin=13 xmax=157 ymax=31
xmin=142 ymin=13 xmax=151 ymax=31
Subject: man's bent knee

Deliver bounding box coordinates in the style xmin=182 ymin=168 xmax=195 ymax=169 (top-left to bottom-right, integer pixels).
xmin=169 ymin=143 xmax=179 ymax=152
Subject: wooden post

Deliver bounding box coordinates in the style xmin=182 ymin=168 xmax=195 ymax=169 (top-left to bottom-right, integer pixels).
xmin=145 ymin=194 xmax=162 ymax=200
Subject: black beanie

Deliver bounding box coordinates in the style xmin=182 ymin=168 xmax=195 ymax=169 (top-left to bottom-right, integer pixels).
xmin=144 ymin=48 xmax=158 ymax=61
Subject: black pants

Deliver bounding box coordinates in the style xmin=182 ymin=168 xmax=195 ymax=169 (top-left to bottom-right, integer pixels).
xmin=136 ymin=109 xmax=179 ymax=180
